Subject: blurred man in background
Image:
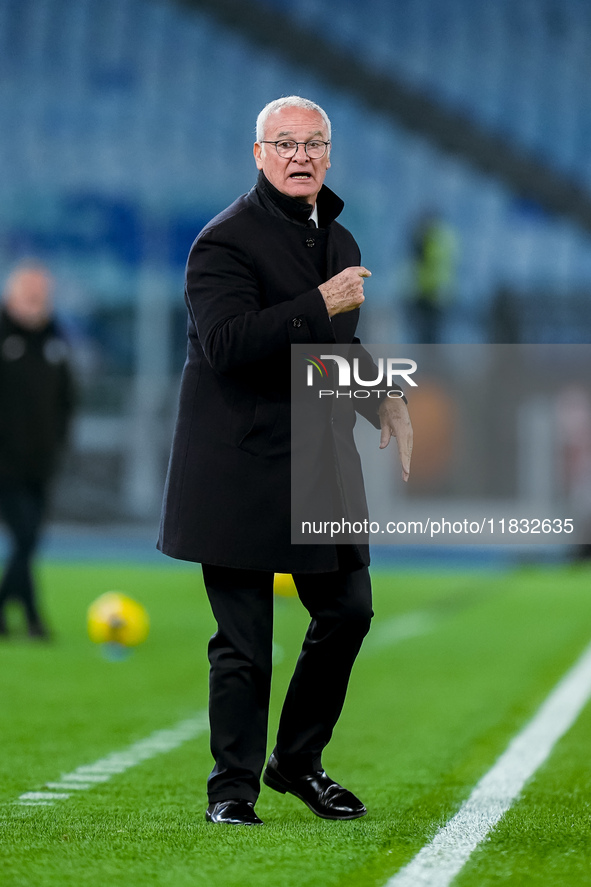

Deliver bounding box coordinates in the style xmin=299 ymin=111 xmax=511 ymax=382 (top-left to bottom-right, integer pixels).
xmin=0 ymin=264 xmax=75 ymax=639
xmin=407 ymin=211 xmax=459 ymax=343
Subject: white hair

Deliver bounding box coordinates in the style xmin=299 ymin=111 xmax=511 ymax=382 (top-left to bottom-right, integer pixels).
xmin=255 ymin=96 xmax=331 ymax=143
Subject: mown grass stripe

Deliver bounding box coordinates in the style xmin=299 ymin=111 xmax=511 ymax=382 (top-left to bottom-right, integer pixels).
xmin=14 ymin=711 xmax=208 ymax=808
xmin=363 ymin=610 xmax=437 ymax=654
xmin=385 ymin=639 xmax=591 ymax=887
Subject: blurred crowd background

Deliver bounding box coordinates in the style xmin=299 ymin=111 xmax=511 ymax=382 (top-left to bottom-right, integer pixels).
xmin=2 ymin=0 xmax=591 ymax=527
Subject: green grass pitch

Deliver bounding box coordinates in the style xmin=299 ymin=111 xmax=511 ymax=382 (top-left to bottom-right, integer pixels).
xmin=1 ymin=558 xmax=591 ymax=886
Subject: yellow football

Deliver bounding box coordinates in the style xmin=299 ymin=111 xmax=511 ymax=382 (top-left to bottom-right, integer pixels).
xmin=87 ymin=592 xmax=150 ymax=648
xmin=273 ymin=573 xmax=297 ymax=597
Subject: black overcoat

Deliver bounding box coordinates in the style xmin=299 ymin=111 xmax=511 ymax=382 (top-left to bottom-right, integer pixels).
xmin=158 ymin=173 xmax=380 ymax=572
xmin=0 ymin=308 xmax=75 ymax=484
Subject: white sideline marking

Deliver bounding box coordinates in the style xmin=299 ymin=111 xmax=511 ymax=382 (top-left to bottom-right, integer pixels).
xmin=385 ymin=640 xmax=591 ymax=887
xmin=14 ymin=711 xmax=208 ymax=808
xmin=46 ymin=783 xmax=93 ymax=791
xmin=19 ymin=792 xmax=71 ymax=802
xmin=18 ymin=801 xmax=55 ymax=807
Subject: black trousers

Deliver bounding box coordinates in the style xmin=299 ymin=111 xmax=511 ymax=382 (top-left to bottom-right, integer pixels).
xmin=202 ymin=562 xmax=373 ymax=804
xmin=0 ymin=480 xmax=47 ymax=632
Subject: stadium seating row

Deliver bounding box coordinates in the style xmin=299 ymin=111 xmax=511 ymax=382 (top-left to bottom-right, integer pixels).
xmin=1 ymin=0 xmax=591 ymax=342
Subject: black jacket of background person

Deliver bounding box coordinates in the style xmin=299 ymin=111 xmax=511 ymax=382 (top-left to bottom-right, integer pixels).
xmin=158 ymin=171 xmax=381 ymax=573
xmin=0 ymin=307 xmax=75 ymax=484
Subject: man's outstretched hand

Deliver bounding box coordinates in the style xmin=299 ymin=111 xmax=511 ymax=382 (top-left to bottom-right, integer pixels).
xmin=378 ymin=397 xmax=413 ymax=483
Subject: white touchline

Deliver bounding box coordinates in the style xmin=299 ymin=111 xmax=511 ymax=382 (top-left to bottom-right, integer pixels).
xmin=385 ymin=639 xmax=591 ymax=887
xmin=14 ymin=711 xmax=209 ymax=808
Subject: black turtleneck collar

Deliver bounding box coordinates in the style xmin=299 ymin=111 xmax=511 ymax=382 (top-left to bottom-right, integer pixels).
xmin=249 ymin=171 xmax=345 ymax=228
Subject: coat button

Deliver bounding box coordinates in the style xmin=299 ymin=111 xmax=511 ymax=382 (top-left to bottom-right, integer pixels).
xmin=305 ymin=238 xmax=316 ymax=247
xmin=292 ymin=317 xmax=303 ymax=328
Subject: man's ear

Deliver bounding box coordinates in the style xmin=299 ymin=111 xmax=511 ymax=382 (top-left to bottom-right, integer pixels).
xmin=253 ymin=142 xmax=263 ymax=170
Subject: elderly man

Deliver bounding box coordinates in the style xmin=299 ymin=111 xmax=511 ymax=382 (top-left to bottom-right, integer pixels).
xmin=0 ymin=264 xmax=75 ymax=638
xmin=158 ymin=96 xmax=412 ymax=825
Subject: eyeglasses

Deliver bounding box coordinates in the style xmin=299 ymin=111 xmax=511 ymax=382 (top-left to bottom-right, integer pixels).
xmin=259 ymin=139 xmax=331 ymax=159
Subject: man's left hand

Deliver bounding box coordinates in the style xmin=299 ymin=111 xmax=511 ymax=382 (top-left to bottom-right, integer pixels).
xmin=378 ymin=398 xmax=413 ymax=483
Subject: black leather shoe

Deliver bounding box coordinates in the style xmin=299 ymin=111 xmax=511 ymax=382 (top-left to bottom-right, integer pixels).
xmin=263 ymin=753 xmax=367 ymax=820
xmin=28 ymin=621 xmax=51 ymax=640
xmin=205 ymin=799 xmax=263 ymax=825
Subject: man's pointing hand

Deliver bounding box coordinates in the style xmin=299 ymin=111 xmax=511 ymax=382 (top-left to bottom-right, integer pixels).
xmin=319 ymin=267 xmax=371 ymax=317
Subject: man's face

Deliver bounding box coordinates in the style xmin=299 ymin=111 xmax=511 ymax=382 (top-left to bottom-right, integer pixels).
xmin=253 ymin=107 xmax=331 ymax=206
xmin=4 ymin=269 xmax=52 ymax=329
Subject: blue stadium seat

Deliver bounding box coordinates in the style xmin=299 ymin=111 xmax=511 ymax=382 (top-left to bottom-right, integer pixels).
xmin=2 ymin=0 xmax=591 ymax=342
